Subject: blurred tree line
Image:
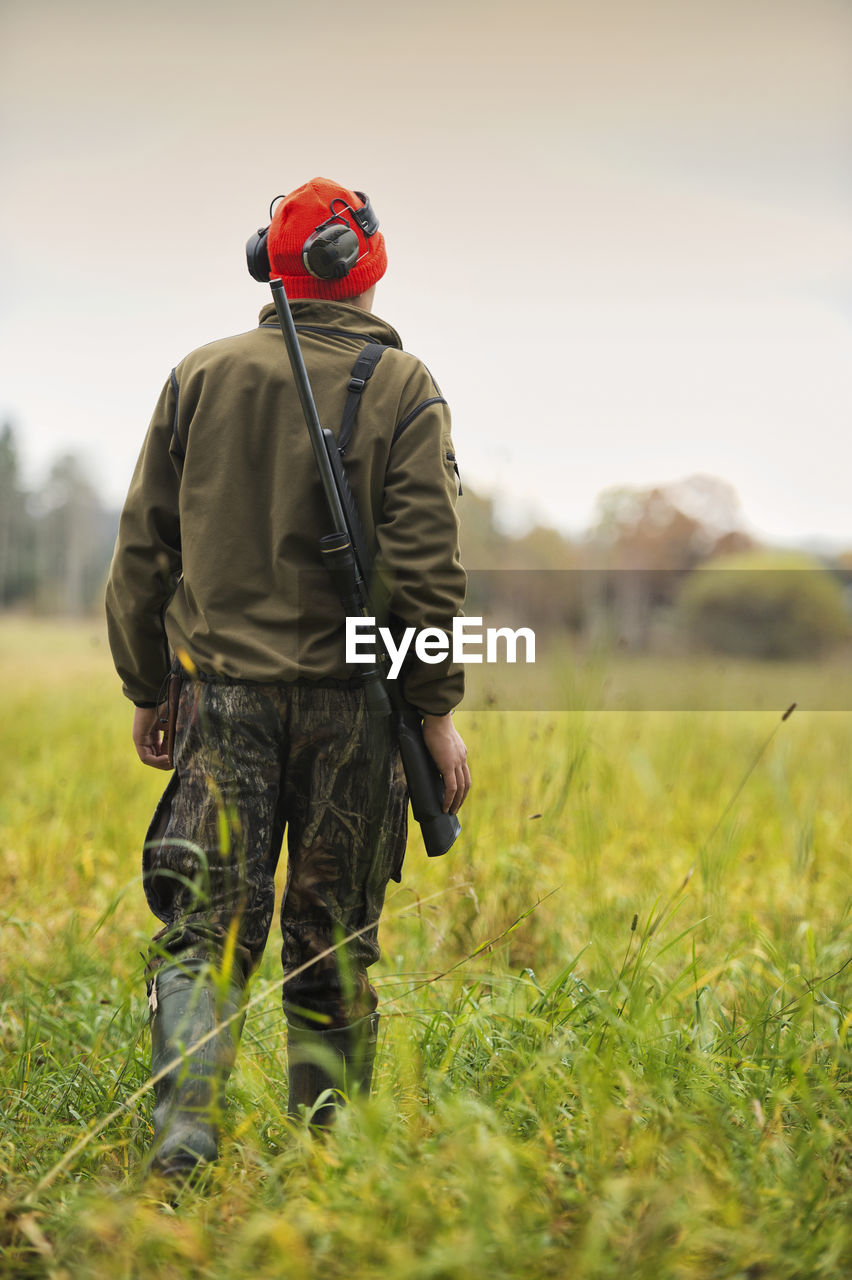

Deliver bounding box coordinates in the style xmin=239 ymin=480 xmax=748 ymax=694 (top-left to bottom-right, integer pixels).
xmin=2 ymin=420 xmax=849 ymax=657
xmin=0 ymin=423 xmax=120 ymax=615
xmin=459 ymin=474 xmax=850 ymax=660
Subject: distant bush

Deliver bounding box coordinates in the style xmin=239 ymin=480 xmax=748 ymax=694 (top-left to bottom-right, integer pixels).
xmin=678 ymin=551 xmax=850 ymax=659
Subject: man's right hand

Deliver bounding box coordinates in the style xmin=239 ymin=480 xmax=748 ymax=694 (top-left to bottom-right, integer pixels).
xmin=132 ymin=705 xmax=172 ymax=770
xmin=422 ymin=713 xmax=471 ymax=815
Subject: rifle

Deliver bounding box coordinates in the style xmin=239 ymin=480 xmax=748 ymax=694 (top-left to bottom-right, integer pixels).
xmin=269 ymin=278 xmax=461 ymax=858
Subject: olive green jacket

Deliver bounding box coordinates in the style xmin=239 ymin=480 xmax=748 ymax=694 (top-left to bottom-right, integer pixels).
xmin=105 ymin=299 xmax=466 ymax=715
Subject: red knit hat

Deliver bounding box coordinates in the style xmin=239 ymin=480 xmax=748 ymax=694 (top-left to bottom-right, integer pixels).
xmin=266 ymin=177 xmax=387 ymax=301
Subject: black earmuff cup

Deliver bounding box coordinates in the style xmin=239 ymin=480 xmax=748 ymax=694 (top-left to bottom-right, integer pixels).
xmin=302 ymin=223 xmax=360 ymax=281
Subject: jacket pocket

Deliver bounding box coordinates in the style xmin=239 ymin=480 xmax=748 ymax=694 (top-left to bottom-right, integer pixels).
xmin=445 ymin=450 xmax=462 ymax=496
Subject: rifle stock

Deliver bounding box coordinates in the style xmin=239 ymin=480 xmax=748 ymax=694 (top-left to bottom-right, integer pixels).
xmin=269 ymin=279 xmax=461 ymax=858
xmin=395 ymin=708 xmax=461 ymax=857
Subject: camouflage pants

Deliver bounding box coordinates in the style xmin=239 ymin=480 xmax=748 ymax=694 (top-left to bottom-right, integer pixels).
xmin=143 ymin=677 xmax=408 ymax=1028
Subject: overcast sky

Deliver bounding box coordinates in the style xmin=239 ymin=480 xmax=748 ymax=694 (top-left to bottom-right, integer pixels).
xmin=2 ymin=0 xmax=851 ymax=545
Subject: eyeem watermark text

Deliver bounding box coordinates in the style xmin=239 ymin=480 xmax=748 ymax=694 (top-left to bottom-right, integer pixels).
xmin=346 ymin=616 xmax=536 ymax=679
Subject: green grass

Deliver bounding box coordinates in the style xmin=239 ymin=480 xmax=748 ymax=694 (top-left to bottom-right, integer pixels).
xmin=0 ymin=619 xmax=849 ymax=1278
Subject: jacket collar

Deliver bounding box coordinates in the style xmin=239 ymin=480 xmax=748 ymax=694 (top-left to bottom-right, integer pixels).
xmin=257 ymin=298 xmax=403 ymax=350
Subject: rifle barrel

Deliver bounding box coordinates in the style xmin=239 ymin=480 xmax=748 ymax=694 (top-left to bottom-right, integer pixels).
xmin=269 ymin=279 xmax=347 ymax=534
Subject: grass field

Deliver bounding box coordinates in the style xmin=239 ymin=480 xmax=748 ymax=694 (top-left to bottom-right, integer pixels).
xmin=0 ymin=618 xmax=850 ymax=1279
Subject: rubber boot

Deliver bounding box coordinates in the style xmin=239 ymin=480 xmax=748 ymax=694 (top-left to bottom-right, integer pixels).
xmin=287 ymin=1012 xmax=379 ymax=1128
xmin=148 ymin=960 xmax=244 ymax=1178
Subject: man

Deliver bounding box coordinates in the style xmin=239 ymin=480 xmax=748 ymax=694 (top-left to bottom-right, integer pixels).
xmin=105 ymin=177 xmax=470 ymax=1177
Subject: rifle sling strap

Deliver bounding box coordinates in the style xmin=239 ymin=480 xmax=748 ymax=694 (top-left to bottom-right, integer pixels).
xmin=337 ymin=343 xmax=387 ymax=454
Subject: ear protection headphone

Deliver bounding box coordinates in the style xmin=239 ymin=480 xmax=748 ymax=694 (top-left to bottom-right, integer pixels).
xmin=246 ymin=191 xmax=380 ymax=283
